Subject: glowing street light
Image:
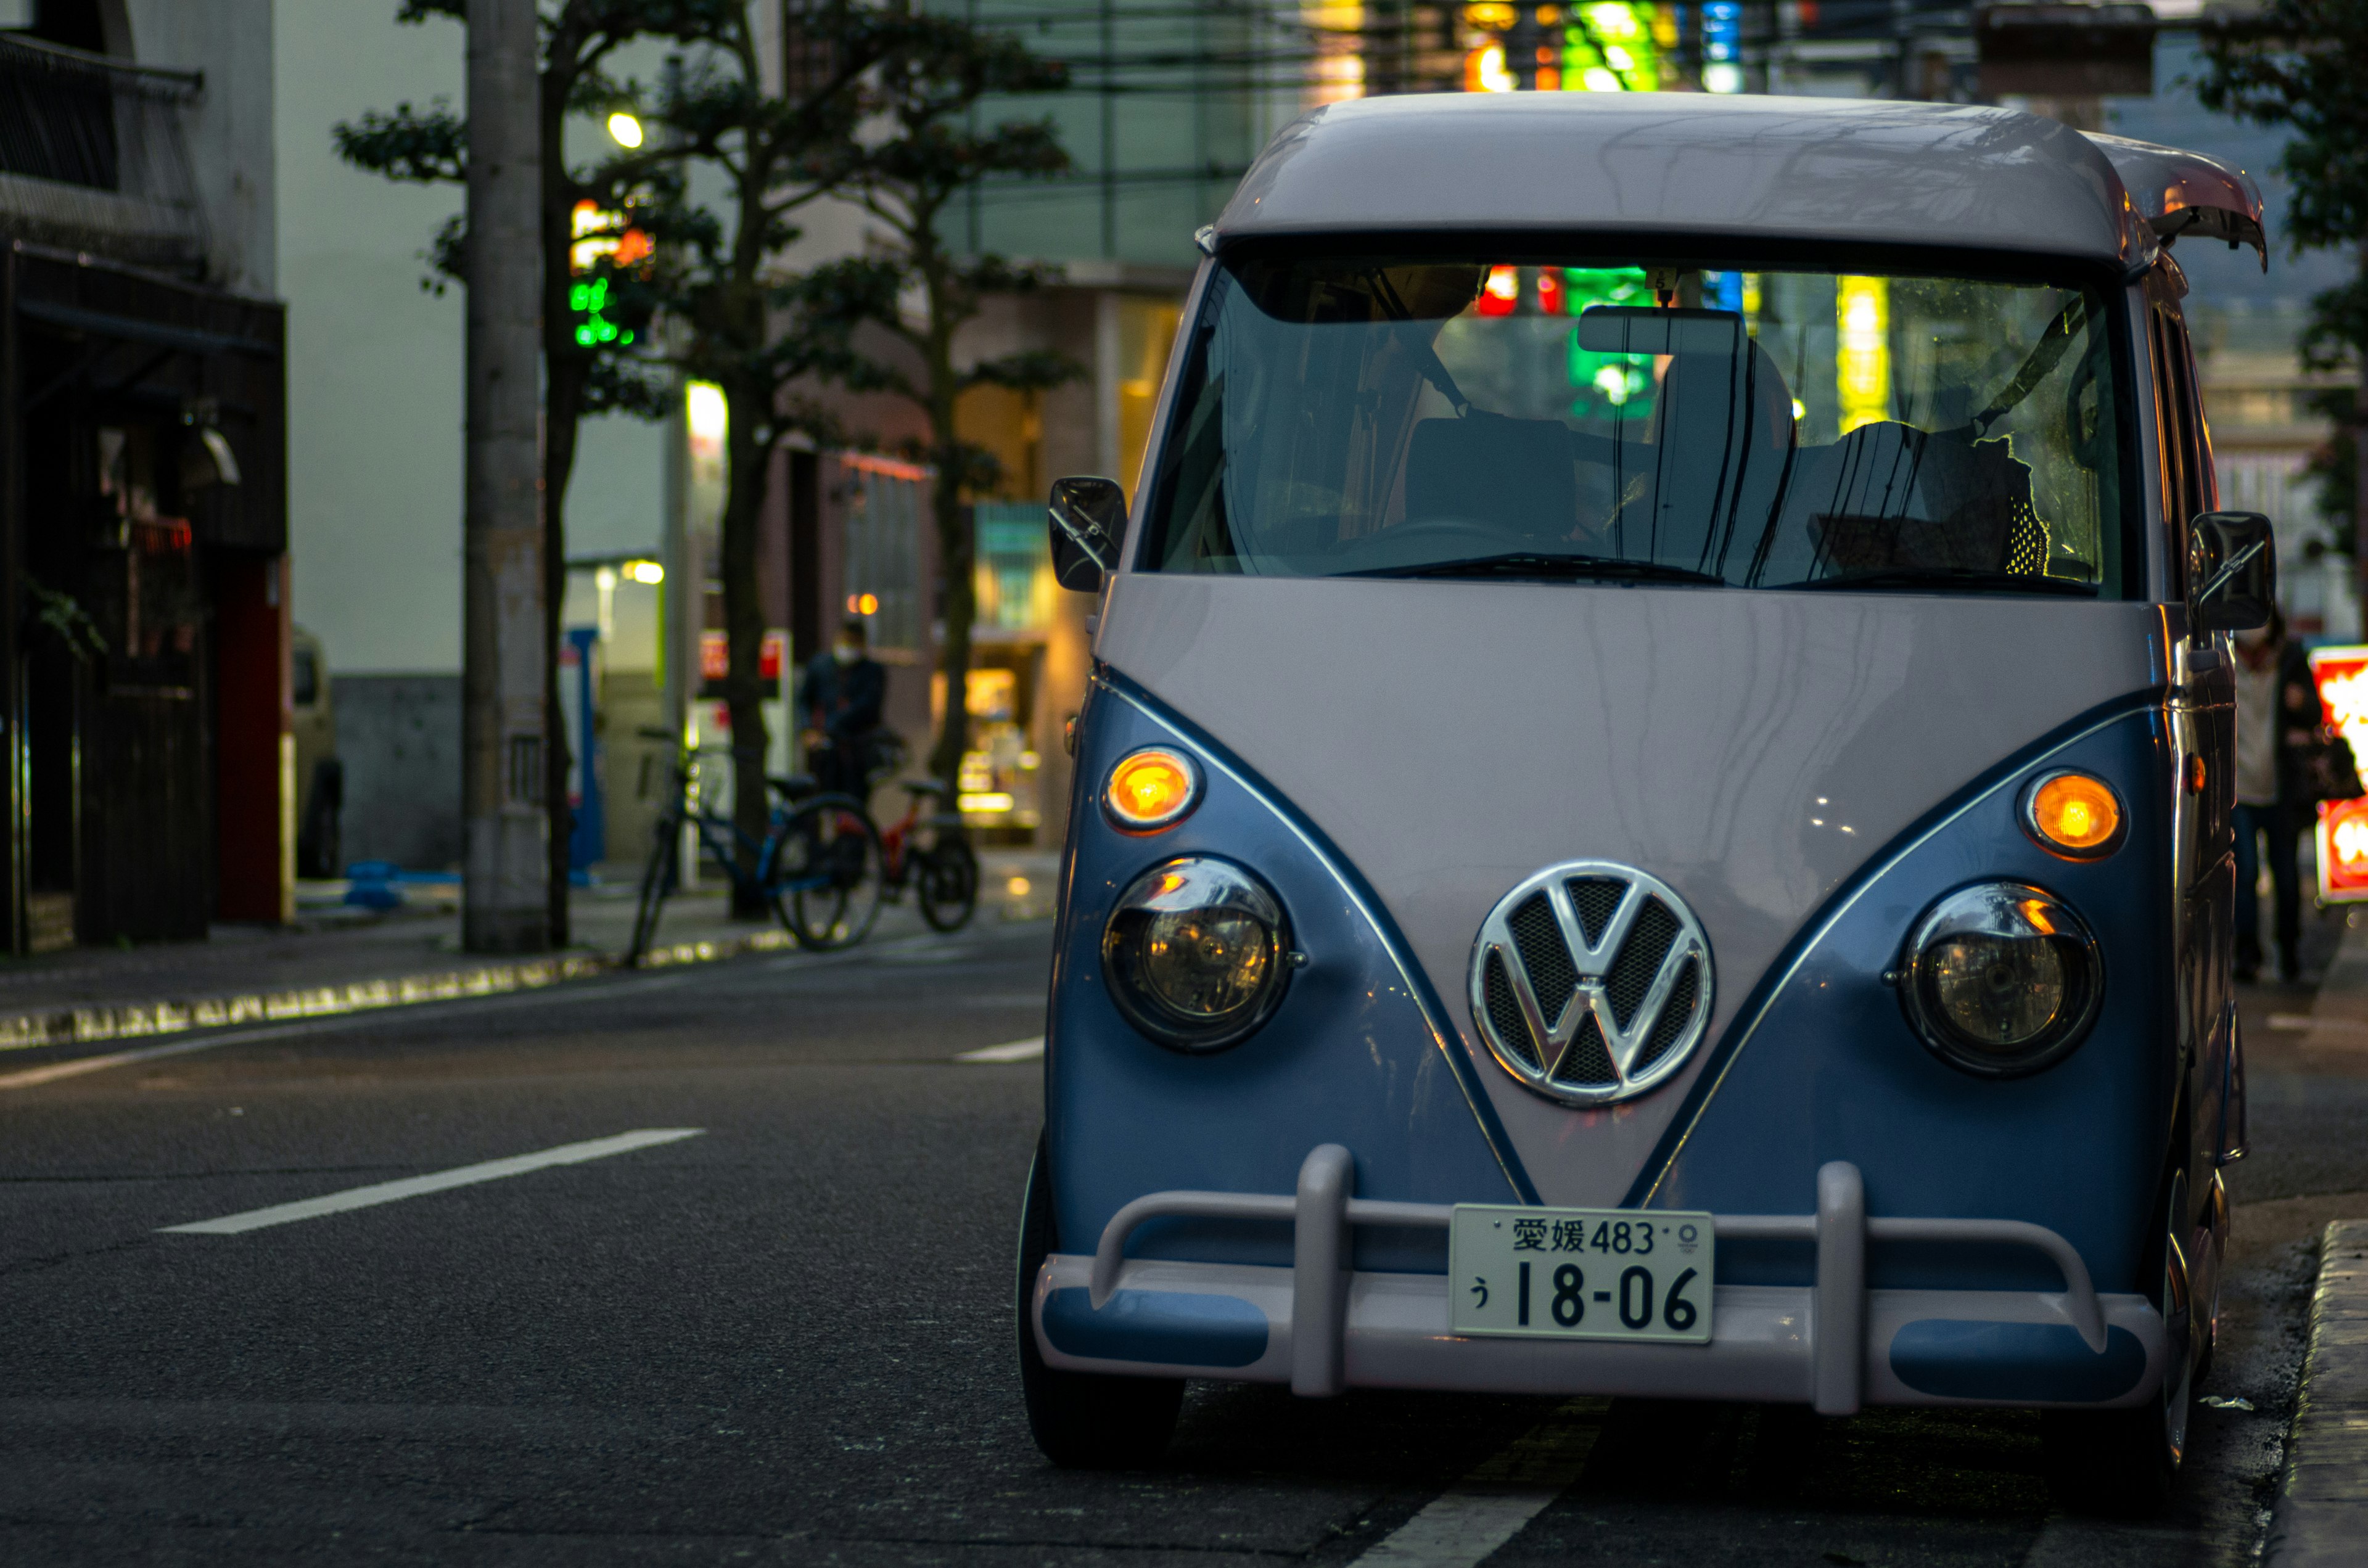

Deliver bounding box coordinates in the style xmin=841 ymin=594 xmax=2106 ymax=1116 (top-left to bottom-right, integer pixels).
xmin=607 ymin=112 xmax=644 ymax=149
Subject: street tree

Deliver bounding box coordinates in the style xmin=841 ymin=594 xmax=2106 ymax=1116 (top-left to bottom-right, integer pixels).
xmin=335 ymin=0 xmax=723 ymax=942
xmin=2197 ymin=4 xmax=2368 ymax=573
xmin=635 ymin=4 xmax=903 ymax=909
xmin=847 ymin=13 xmax=1077 ymax=792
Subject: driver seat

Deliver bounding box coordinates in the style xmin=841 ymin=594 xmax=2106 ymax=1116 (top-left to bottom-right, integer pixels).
xmin=1402 ymin=414 xmax=1578 ymax=546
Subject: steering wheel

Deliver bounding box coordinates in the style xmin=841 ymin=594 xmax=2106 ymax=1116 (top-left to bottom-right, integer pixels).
xmin=1337 ymin=517 xmax=1519 ymax=571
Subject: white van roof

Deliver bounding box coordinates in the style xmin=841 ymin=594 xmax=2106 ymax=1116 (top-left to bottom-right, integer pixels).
xmin=1214 ymin=93 xmax=2265 ymax=274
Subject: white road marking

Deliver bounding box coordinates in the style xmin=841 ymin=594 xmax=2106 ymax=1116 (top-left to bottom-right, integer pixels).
xmin=1353 ymin=1401 xmax=1598 ymax=1566
xmin=158 ymin=1129 xmax=705 ymax=1235
xmin=955 ymin=1036 xmax=1045 ymax=1063
xmin=2269 ymin=1011 xmax=2368 ymax=1033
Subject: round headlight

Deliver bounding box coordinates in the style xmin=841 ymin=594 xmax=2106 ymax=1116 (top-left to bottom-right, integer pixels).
xmin=1103 ymin=857 xmax=1290 ymax=1052
xmin=1899 ymin=882 xmax=2102 ymax=1078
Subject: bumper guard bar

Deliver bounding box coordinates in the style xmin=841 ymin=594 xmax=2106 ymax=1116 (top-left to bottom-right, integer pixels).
xmin=1088 ymin=1144 xmax=2107 ymax=1414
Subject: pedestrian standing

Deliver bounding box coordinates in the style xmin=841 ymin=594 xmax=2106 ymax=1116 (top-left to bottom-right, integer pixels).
xmin=2232 ymin=605 xmax=2315 ymax=983
xmin=800 ymin=618 xmax=887 ymax=799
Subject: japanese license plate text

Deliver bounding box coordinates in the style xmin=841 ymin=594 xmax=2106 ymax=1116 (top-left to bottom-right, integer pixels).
xmin=1448 ymin=1205 xmax=1714 ymax=1344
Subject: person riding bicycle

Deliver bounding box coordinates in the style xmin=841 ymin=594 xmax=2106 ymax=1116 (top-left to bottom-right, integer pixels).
xmin=800 ymin=617 xmax=888 ymax=798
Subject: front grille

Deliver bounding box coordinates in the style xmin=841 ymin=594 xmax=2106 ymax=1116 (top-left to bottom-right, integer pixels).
xmin=1470 ymin=861 xmax=1714 ymax=1107
xmin=1634 ymin=957 xmax=1700 ymax=1073
xmin=1507 ymin=893 xmax=1576 ymax=1025
xmin=1605 ymin=897 xmax=1680 ymax=1029
xmin=1554 ymin=1015 xmax=1617 ymax=1086
xmin=1569 ymin=877 xmax=1624 ymax=946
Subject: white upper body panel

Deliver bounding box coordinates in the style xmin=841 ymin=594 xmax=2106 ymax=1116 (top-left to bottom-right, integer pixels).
xmin=1215 ymin=92 xmax=2262 ymax=274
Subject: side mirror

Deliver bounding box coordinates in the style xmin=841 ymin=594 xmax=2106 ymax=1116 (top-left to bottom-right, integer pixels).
xmin=2187 ymin=511 xmax=2276 ymax=635
xmin=1049 ymin=475 xmax=1124 ymax=593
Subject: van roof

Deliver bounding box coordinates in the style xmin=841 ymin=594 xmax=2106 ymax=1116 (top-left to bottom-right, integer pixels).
xmin=1213 ymin=92 xmax=2264 ymax=274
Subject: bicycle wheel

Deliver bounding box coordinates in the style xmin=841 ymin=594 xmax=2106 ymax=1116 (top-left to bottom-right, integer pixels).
xmin=628 ymin=821 xmax=679 ymax=965
xmin=916 ymin=835 xmax=979 ymax=933
xmin=778 ymin=797 xmax=884 ymax=950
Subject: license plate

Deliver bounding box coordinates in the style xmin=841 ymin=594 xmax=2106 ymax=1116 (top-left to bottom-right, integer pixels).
xmin=1448 ymin=1205 xmax=1714 ymax=1343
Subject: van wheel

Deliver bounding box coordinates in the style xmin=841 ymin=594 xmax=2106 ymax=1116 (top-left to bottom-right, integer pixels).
xmin=1015 ymin=1135 xmax=1184 ymax=1467
xmin=2193 ymin=1169 xmax=2229 ymax=1390
xmin=2041 ymin=1168 xmax=2193 ymax=1517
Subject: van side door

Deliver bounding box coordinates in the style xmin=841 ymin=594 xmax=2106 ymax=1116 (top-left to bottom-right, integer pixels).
xmin=2148 ymin=274 xmax=2234 ymax=1199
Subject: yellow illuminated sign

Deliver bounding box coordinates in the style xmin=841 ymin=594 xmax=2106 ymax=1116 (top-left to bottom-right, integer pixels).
xmin=1836 ymin=276 xmax=1891 ymax=433
xmin=1463 ymin=1 xmax=1658 ymax=93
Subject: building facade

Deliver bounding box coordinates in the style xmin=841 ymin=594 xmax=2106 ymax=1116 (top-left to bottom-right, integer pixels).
xmin=0 ymin=0 xmax=289 ymax=949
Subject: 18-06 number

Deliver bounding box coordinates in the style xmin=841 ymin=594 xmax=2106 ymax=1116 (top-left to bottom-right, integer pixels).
xmin=1449 ymin=1204 xmax=1715 ymax=1342
xmin=1518 ymin=1261 xmax=1700 ymax=1330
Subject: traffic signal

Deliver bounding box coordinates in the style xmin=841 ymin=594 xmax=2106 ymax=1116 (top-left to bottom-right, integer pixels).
xmin=567 ymin=199 xmax=652 ymax=350
xmin=569 ymin=275 xmax=631 ymax=348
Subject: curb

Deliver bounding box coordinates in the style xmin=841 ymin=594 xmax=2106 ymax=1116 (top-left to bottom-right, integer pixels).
xmin=2264 ymin=1219 xmax=2368 ymax=1566
xmin=0 ymin=926 xmax=802 ymax=1055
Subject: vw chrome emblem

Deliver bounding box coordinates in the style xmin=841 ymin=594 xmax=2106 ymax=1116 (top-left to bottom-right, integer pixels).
xmin=1468 ymin=861 xmax=1714 ymax=1107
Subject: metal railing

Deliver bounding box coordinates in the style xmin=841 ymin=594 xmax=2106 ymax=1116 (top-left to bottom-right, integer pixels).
xmin=0 ymin=34 xmax=205 ymax=269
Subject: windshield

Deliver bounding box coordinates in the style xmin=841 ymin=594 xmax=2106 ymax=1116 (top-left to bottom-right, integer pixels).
xmin=1140 ymin=253 xmax=2132 ymax=596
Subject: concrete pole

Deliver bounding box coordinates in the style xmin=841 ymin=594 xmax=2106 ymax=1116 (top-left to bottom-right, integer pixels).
xmin=2356 ymin=241 xmax=2368 ymax=624
xmin=462 ymin=0 xmax=549 ymax=953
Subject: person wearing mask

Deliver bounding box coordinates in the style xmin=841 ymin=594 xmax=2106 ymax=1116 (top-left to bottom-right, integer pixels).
xmin=2231 ymin=605 xmax=2316 ymax=983
xmin=800 ymin=618 xmax=887 ymax=799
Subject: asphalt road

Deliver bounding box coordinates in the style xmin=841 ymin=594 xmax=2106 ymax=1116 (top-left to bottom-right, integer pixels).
xmin=0 ymin=915 xmax=2342 ymax=1566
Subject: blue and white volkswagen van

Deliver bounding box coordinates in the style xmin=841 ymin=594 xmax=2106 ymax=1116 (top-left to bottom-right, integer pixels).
xmin=1018 ymin=92 xmax=2276 ymax=1513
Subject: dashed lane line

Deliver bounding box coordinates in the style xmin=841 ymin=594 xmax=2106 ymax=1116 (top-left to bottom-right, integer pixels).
xmin=955 ymin=1036 xmax=1045 ymax=1064
xmin=1352 ymin=1400 xmax=1599 ymax=1567
xmin=158 ymin=1129 xmax=706 ymax=1235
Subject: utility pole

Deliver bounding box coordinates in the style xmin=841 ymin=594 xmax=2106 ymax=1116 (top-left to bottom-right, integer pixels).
xmin=2357 ymin=241 xmax=2368 ymax=624
xmin=462 ymin=0 xmax=550 ymax=953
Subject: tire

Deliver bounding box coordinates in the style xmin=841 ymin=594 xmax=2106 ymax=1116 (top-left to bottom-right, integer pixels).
xmin=917 ymin=837 xmax=979 ymax=933
xmin=1016 ymin=1135 xmax=1183 ymax=1468
xmin=2042 ymin=1167 xmax=2194 ymax=1517
xmin=2194 ymin=1168 xmax=2229 ymax=1390
xmin=779 ymin=798 xmax=884 ymax=950
xmin=628 ymin=824 xmax=678 ymax=966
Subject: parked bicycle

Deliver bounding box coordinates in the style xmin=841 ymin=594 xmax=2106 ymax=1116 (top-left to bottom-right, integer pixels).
xmin=626 ymin=731 xmax=882 ymax=964
xmin=800 ymin=733 xmax=980 ymax=934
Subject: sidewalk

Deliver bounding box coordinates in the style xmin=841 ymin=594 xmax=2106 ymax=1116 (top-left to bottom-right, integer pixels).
xmin=0 ymin=849 xmax=1059 ymax=1052
xmin=2262 ymin=911 xmax=2368 ymax=1565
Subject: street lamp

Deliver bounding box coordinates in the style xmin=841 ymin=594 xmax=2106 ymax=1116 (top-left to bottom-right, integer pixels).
xmin=606 ymin=111 xmax=644 ymax=149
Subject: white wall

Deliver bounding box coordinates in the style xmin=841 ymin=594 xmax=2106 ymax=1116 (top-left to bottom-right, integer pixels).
xmin=273 ymin=0 xmax=664 ymax=676
xmin=125 ymin=0 xmax=277 ymax=298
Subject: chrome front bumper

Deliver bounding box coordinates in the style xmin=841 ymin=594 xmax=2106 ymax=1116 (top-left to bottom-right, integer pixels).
xmin=1031 ymin=1146 xmax=2166 ymax=1413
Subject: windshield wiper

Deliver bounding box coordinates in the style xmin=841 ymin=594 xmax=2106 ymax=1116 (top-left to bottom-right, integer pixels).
xmin=1349 ymin=552 xmax=1725 ymax=586
xmin=1784 ymin=567 xmax=2098 ymax=597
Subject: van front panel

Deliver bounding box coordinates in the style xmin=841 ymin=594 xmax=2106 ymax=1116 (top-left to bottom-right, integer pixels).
xmin=1080 ymin=576 xmax=2169 ymax=1240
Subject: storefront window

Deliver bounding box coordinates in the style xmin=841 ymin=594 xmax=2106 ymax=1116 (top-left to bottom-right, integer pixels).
xmin=840 ymin=454 xmax=924 ymax=651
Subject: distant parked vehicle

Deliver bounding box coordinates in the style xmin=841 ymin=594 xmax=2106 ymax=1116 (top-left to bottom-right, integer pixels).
xmin=292 ymin=625 xmax=341 ymax=880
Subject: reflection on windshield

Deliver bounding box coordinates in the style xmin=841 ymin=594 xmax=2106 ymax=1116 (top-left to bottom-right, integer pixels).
xmin=1140 ymin=258 xmax=2127 ymax=597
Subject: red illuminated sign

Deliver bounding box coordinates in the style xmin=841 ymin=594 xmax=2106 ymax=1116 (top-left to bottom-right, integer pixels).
xmin=699 ymin=631 xmax=786 ymax=685
xmin=1476 ymin=265 xmax=1519 ymax=317
xmin=2309 ymin=646 xmax=2368 ymax=901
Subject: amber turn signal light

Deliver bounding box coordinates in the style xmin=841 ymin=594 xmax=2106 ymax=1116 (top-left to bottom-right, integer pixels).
xmin=2023 ymin=770 xmax=2124 ymax=859
xmin=1104 ymin=747 xmax=1202 ymax=832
